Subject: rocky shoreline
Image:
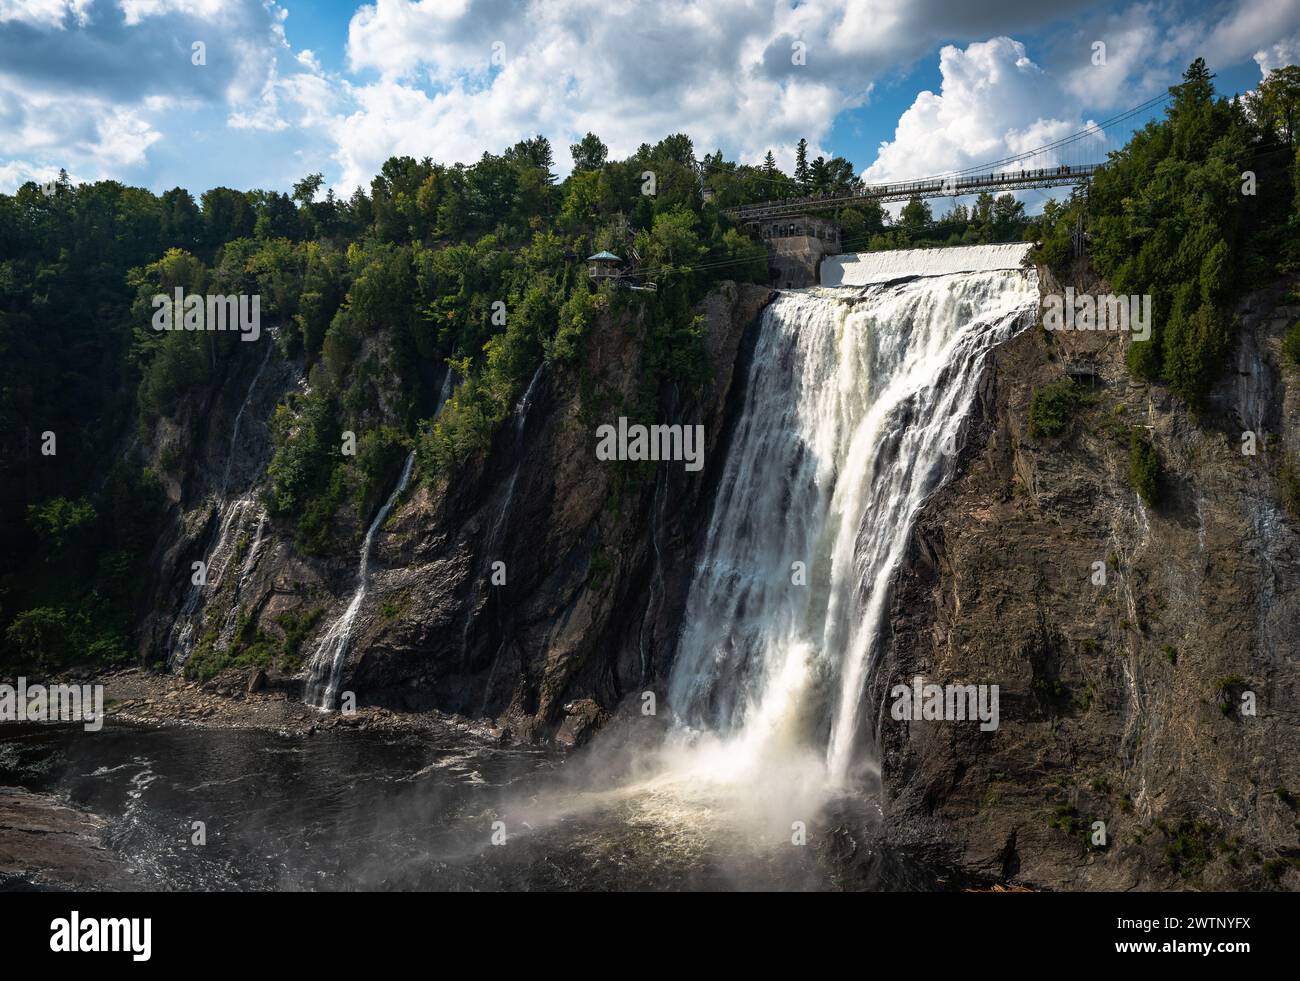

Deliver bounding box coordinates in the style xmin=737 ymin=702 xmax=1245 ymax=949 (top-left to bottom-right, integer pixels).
xmin=27 ymin=666 xmax=505 ymax=742
xmin=0 ymin=787 xmax=121 ymax=891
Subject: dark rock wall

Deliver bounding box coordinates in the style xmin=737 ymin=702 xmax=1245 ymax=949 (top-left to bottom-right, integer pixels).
xmin=873 ymin=259 xmax=1300 ymax=889
xmin=351 ymin=282 xmax=773 ymax=741
xmin=142 ymin=283 xmax=773 ymax=743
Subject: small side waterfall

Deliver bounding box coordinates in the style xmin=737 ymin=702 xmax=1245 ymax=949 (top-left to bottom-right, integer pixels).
xmin=301 ymin=361 xmax=459 ymax=709
xmin=167 ymin=341 xmax=275 ymax=668
xmin=667 ymin=246 xmax=1038 ymax=785
xmin=460 ymin=364 xmax=545 ymax=668
xmin=303 ymin=450 xmax=416 ymax=709
xmin=485 ymin=364 xmax=544 ymax=553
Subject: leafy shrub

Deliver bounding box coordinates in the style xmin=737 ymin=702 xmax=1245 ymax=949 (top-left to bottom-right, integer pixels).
xmin=1028 ymin=379 xmax=1082 ymax=439
xmin=546 ymin=287 xmax=599 ymax=365
xmin=1163 ymin=817 xmax=1219 ymax=877
xmin=353 ymin=426 xmax=409 ymax=519
xmin=265 ymin=382 xmax=342 ymax=519
xmin=1282 ymin=321 xmax=1300 ymax=368
xmin=1129 ymin=430 xmax=1160 ymax=505
xmin=26 ymin=497 xmax=96 ymax=559
xmin=4 ymin=607 xmax=75 ymax=668
xmin=3 ymin=606 xmax=127 ymax=671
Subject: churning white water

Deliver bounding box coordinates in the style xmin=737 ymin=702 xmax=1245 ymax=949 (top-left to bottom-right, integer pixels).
xmin=667 ymin=245 xmax=1038 ymax=787
xmin=304 ymin=450 xmax=416 ymax=709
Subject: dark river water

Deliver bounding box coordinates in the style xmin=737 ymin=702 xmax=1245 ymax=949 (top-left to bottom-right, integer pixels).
xmin=1 ymin=721 xmax=952 ymax=891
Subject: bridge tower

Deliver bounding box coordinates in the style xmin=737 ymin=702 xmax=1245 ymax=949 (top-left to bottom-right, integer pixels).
xmin=753 ymin=214 xmax=842 ymax=288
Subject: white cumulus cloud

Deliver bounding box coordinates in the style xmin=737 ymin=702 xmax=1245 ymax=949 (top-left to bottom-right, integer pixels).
xmin=864 ymin=37 xmax=1103 ymax=186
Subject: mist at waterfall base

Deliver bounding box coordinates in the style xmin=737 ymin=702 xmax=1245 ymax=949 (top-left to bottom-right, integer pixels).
xmin=6 ymin=248 xmax=1037 ymax=890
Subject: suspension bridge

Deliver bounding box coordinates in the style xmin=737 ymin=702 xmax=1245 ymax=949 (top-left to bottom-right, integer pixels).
xmin=723 ymin=163 xmax=1100 ymax=221
xmin=718 ymin=91 xmax=1176 ymax=223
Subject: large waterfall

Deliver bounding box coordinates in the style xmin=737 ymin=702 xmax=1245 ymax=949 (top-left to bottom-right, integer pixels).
xmin=668 ymin=245 xmax=1038 ymax=785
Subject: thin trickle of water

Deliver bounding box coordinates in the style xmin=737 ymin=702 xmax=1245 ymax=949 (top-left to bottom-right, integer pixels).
xmin=304 ymin=450 xmax=416 ymax=709
xmin=301 ymin=362 xmax=459 ymax=708
xmin=214 ymin=507 xmax=271 ymax=651
xmin=668 ymin=250 xmax=1038 ymax=785
xmin=489 ymin=364 xmax=545 ymax=550
xmin=461 ymin=364 xmax=545 ymax=664
xmin=220 ymin=342 xmax=275 ymax=494
xmin=515 ymin=364 xmax=543 ymax=429
xmin=436 ymin=364 xmax=456 ymax=412
xmin=167 ymin=341 xmax=275 ymax=667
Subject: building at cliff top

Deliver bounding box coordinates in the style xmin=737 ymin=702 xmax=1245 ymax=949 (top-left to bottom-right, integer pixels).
xmin=587 ymin=250 xmax=623 ymax=282
xmin=752 ymin=215 xmax=841 ymax=289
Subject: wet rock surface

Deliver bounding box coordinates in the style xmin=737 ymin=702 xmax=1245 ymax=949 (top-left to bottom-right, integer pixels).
xmin=0 ymin=788 xmax=122 ymax=890
xmin=875 ymin=260 xmax=1300 ymax=890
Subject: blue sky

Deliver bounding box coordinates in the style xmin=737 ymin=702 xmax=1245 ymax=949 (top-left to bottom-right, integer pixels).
xmin=0 ymin=0 xmax=1295 ymax=198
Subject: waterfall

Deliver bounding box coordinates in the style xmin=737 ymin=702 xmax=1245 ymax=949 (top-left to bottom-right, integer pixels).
xmin=436 ymin=362 xmax=457 ymax=409
xmin=460 ymin=363 xmax=545 ymax=668
xmin=167 ymin=341 xmax=275 ymax=668
xmin=300 ymin=361 xmax=460 ymax=708
xmin=487 ymin=364 xmax=544 ymax=550
xmin=667 ymin=246 xmax=1038 ymax=785
xmin=303 ymin=450 xmax=416 ymax=709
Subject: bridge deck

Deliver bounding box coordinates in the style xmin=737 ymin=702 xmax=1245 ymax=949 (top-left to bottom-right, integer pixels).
xmin=726 ymin=164 xmax=1099 ymax=222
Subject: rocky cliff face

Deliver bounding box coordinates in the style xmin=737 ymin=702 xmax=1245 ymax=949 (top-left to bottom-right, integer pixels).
xmin=345 ymin=283 xmax=772 ymax=742
xmin=137 ymin=258 xmax=1299 ymax=891
xmin=140 ymin=283 xmax=773 ymax=744
xmin=874 ymin=258 xmax=1300 ymax=890
xmin=138 ymin=341 xmax=299 ymax=664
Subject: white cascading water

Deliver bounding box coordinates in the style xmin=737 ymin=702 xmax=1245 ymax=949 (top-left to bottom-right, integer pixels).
xmin=303 ymin=365 xmax=459 ymax=709
xmin=167 ymin=341 xmax=275 ymax=667
xmin=304 ymin=449 xmax=416 ymax=709
xmin=667 ymin=245 xmax=1038 ymax=787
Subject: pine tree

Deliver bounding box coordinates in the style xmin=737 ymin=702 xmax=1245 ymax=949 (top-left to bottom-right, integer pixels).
xmin=809 ymin=155 xmax=828 ymax=193
xmin=794 ymin=139 xmax=809 ymax=191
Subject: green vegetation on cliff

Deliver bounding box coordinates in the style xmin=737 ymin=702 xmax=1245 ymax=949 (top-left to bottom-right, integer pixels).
xmin=1129 ymin=430 xmax=1162 ymax=506
xmin=1028 ymin=378 xmax=1085 ymax=439
xmin=1033 ymin=59 xmax=1300 ymax=409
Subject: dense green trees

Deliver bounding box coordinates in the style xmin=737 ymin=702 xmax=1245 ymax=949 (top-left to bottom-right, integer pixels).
xmin=1035 ymin=58 xmax=1297 ymax=409
xmin=1090 ymin=58 xmax=1249 ymax=405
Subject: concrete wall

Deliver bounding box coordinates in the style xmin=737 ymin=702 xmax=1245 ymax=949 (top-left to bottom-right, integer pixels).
xmin=769 ymin=234 xmax=831 ymax=288
xmin=759 ymin=215 xmax=841 ymax=289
